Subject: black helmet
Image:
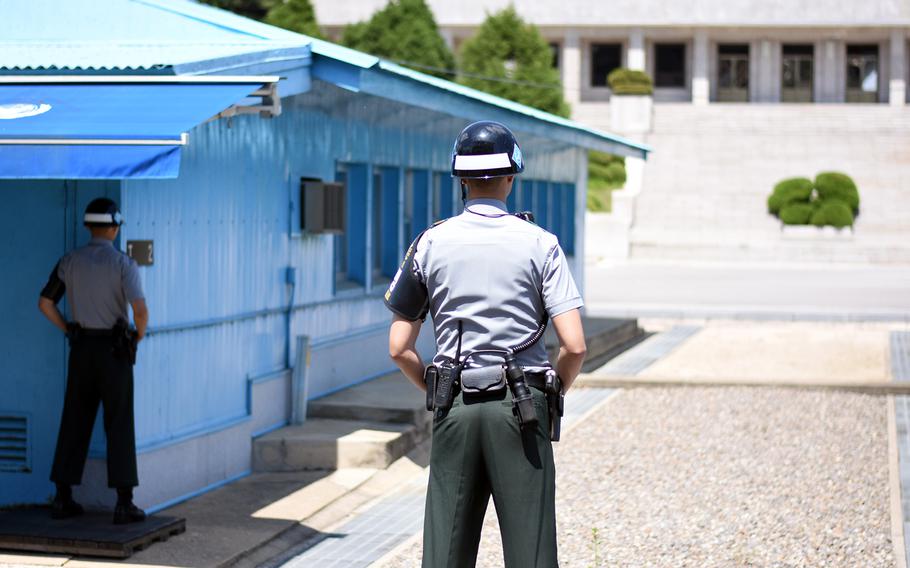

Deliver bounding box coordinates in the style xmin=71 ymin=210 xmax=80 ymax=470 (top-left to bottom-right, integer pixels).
xmin=451 ymin=121 xmax=524 ymax=179
xmin=84 ymin=198 xmax=123 ymax=227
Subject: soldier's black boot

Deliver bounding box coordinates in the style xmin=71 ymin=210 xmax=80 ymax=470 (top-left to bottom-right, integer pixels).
xmin=113 ymin=487 xmax=146 ymax=525
xmin=50 ymin=485 xmax=84 ymax=520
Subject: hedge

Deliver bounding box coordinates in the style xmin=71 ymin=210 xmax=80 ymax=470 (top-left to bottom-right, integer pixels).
xmin=815 ymin=172 xmax=860 ymax=213
xmin=767 ymin=177 xmax=813 ymax=214
xmin=607 ymin=68 xmax=653 ymax=95
xmin=810 ymin=200 xmax=854 ymax=228
xmin=587 ymin=151 xmax=625 ymax=212
xmin=779 ymin=203 xmax=814 ymax=225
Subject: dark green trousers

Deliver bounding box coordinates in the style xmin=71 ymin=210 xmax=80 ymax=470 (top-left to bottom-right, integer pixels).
xmin=422 ymin=386 xmax=558 ymax=567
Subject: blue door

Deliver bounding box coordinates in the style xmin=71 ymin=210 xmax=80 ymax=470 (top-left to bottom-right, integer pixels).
xmin=0 ymin=180 xmax=117 ymax=505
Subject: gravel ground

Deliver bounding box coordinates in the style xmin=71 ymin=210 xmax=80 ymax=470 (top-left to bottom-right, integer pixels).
xmin=379 ymin=387 xmax=894 ymax=567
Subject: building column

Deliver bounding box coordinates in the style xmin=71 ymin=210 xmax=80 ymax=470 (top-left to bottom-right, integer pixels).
xmin=628 ymin=28 xmax=645 ymax=70
xmin=754 ymin=39 xmax=781 ymax=103
xmin=563 ymin=31 xmax=582 ymax=113
xmin=692 ymin=30 xmax=710 ymax=105
xmin=890 ymin=29 xmax=907 ymax=106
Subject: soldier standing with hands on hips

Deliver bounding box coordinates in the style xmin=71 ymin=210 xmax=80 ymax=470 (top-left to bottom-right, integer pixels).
xmin=38 ymin=198 xmax=148 ymax=524
xmin=386 ymin=121 xmax=587 ymax=567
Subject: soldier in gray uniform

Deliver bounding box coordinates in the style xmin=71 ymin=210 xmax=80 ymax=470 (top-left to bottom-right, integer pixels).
xmin=386 ymin=121 xmax=588 ymax=567
xmin=38 ymin=198 xmax=148 ymax=524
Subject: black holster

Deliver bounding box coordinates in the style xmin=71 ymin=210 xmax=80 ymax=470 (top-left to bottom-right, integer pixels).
xmin=544 ymin=373 xmax=565 ymax=442
xmin=65 ymin=322 xmax=82 ymax=346
xmin=113 ymin=318 xmax=139 ymax=366
xmin=425 ymin=360 xmax=460 ymax=413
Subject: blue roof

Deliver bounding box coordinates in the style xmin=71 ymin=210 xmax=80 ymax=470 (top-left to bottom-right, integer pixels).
xmin=0 ymin=0 xmax=650 ymax=156
xmin=0 ymin=0 xmax=307 ymax=73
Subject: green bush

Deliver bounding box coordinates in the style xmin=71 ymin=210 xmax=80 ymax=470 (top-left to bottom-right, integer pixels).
xmin=810 ymin=200 xmax=854 ymax=228
xmin=767 ymin=177 xmax=813 ymax=214
xmin=587 ymin=188 xmax=611 ymax=212
xmin=779 ymin=203 xmax=814 ymax=225
xmin=815 ymin=172 xmax=859 ymax=213
xmin=607 ymin=68 xmax=653 ymax=95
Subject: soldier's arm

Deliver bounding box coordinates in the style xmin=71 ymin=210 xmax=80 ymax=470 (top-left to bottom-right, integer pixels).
xmin=38 ymin=262 xmax=68 ymax=333
xmin=551 ymin=308 xmax=586 ymax=392
xmin=131 ymin=298 xmax=148 ymax=341
xmin=38 ymin=297 xmax=67 ymax=333
xmin=389 ymin=315 xmax=426 ymax=392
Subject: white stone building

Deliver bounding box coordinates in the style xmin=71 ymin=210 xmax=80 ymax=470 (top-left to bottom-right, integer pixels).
xmin=315 ymin=1 xmax=908 ymax=114
xmin=315 ymin=1 xmax=910 ymax=265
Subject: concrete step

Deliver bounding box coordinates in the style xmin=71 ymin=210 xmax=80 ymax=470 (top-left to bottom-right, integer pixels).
xmin=252 ymin=417 xmax=424 ymax=472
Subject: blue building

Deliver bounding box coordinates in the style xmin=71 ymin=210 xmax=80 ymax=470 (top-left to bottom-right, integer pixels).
xmin=0 ymin=0 xmax=649 ymax=510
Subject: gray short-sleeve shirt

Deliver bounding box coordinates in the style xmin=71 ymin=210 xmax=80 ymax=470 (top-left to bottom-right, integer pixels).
xmin=413 ymin=198 xmax=583 ymax=370
xmin=54 ymin=237 xmax=145 ymax=329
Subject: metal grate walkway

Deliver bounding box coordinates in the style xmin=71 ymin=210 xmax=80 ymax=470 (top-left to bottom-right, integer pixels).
xmin=593 ymin=325 xmax=701 ymax=376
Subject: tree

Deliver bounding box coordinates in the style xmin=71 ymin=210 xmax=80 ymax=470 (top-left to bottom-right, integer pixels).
xmin=458 ymin=7 xmax=569 ymax=117
xmin=341 ymin=0 xmax=455 ymax=80
xmin=265 ymin=0 xmax=322 ymax=38
xmin=198 ymin=0 xmax=268 ymax=21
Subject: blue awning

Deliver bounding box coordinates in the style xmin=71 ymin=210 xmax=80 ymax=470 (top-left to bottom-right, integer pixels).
xmin=0 ymin=77 xmax=277 ymax=179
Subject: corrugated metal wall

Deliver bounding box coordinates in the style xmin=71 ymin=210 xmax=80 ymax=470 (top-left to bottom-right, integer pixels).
xmin=121 ymin=79 xmax=584 ymax=452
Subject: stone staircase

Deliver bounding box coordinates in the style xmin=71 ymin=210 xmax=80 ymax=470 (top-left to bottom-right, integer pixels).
xmin=252 ymin=317 xmax=643 ymax=473
xmin=626 ymin=103 xmax=910 ymax=263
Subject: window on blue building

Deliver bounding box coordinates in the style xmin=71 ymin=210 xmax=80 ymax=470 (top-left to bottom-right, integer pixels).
xmin=372 ymin=166 xmax=401 ymax=285
xmin=334 ymin=162 xmax=368 ymax=291
xmin=433 ymin=172 xmax=454 ymax=221
xmin=372 ymin=169 xmax=384 ymax=281
xmin=334 ymin=168 xmax=348 ymax=287
xmin=409 ymin=169 xmax=430 ymax=241
xmin=403 ymin=170 xmax=414 ymax=248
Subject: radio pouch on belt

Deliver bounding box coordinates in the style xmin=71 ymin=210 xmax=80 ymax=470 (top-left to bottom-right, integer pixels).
xmin=460 ymin=366 xmax=507 ymax=394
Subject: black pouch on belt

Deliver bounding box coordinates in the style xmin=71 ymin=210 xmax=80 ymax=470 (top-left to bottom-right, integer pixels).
xmin=460 ymin=365 xmax=507 ymax=394
xmin=423 ymin=365 xmax=437 ymax=411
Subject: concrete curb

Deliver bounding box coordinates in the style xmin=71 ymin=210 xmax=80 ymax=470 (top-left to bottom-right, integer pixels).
xmin=575 ymin=374 xmax=910 ymax=395
xmin=889 ymin=396 xmax=908 ymax=568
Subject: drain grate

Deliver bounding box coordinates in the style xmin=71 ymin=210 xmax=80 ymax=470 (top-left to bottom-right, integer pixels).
xmin=0 ymin=414 xmax=29 ymax=473
xmin=593 ymin=325 xmax=702 ymax=376
xmin=892 ymin=332 xmax=910 ymax=382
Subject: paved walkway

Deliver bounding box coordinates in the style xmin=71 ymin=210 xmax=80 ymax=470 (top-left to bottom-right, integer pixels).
xmin=585 ymin=261 xmax=910 ymax=322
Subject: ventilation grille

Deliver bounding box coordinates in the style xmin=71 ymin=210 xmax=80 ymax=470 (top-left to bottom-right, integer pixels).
xmin=0 ymin=415 xmax=29 ymax=473
xmin=301 ymin=180 xmax=346 ymax=234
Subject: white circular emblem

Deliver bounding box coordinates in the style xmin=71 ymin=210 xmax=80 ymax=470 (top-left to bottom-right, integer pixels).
xmin=0 ymin=103 xmax=52 ymax=120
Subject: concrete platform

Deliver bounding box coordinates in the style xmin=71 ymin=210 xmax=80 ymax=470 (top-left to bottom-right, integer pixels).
xmin=253 ymin=418 xmax=424 ymax=472
xmin=0 ymin=509 xmax=184 ymax=559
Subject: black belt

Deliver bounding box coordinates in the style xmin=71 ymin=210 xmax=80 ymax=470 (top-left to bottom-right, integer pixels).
xmin=80 ymin=328 xmax=115 ymax=337
xmin=448 ymin=368 xmax=552 ymax=395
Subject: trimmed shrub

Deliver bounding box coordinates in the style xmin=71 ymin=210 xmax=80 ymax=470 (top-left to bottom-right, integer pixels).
xmin=779 ymin=203 xmax=814 ymax=225
xmin=810 ymin=200 xmax=854 ymax=228
xmin=768 ymin=177 xmax=813 ymax=214
xmin=815 ymin=172 xmax=859 ymax=213
xmin=607 ymin=68 xmax=653 ymax=95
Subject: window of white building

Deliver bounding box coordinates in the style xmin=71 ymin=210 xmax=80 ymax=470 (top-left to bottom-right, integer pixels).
xmin=846 ymin=44 xmax=879 ymax=103
xmin=782 ymin=44 xmax=814 ymax=103
xmin=654 ymin=43 xmax=686 ymax=88
xmin=717 ymin=44 xmax=749 ymax=102
xmin=590 ymin=43 xmax=622 ymax=87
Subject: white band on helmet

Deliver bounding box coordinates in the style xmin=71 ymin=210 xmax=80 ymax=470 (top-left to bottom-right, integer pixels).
xmin=84 ymin=212 xmax=121 ymax=224
xmin=454 ymin=153 xmax=511 ymax=171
